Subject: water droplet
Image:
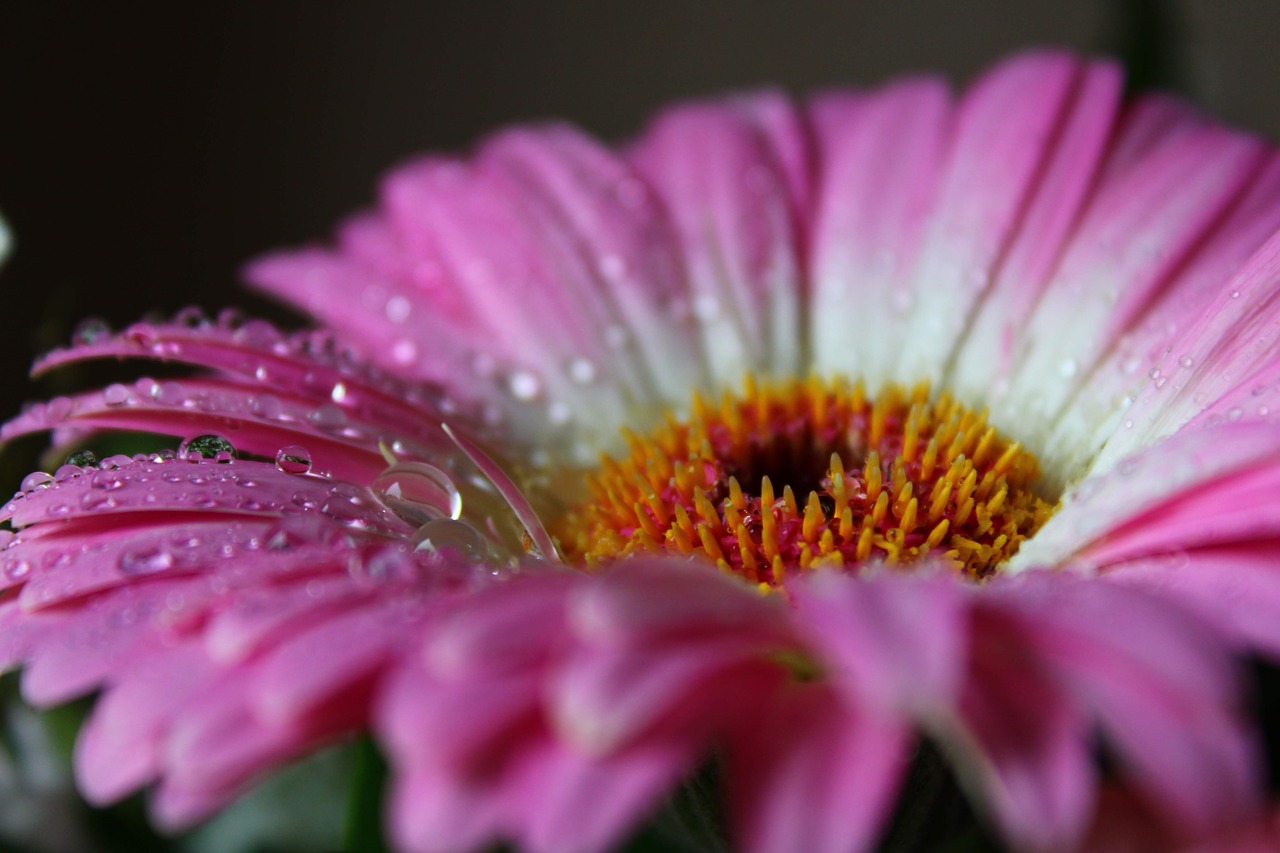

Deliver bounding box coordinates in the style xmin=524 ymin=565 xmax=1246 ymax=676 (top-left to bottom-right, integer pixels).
xmin=356 ymin=548 xmax=418 ymax=583
xmin=102 ymin=383 xmax=131 ymax=406
xmin=251 ymin=394 xmax=283 ymax=419
xmin=604 ymin=325 xmax=628 ymax=349
xmin=373 ymin=462 xmax=462 ymax=521
xmin=178 ymin=435 xmax=237 ymax=462
xmin=411 ymin=519 xmax=487 ymax=561
xmin=65 ymin=450 xmax=97 ymax=468
xmin=80 ymin=492 xmax=115 ymax=510
xmin=331 ymin=382 xmax=348 ymax=403
xmin=53 ymin=464 xmax=83 ymax=481
xmin=154 ymin=381 xmax=188 ymax=406
xmin=1178 ymin=355 xmax=1194 ymax=369
xmin=1058 ymin=359 xmax=1078 ymax=378
xmin=20 ymin=472 xmax=53 ymax=492
xmin=46 ymin=397 xmax=74 ymax=422
xmin=308 ymin=403 xmax=347 ymax=431
xmin=385 ymin=295 xmax=411 ymax=323
xmin=693 ymin=294 xmax=720 ymax=321
xmin=98 ymin=454 xmax=132 ymax=471
xmin=72 ymin=318 xmax=111 ymax=345
xmin=174 ymin=306 xmax=210 ymax=328
xmin=275 ymin=446 xmax=313 ymax=475
xmin=508 ymin=371 xmax=542 ymax=401
xmin=392 ymin=339 xmax=418 ymax=364
xmin=1227 ymin=407 xmax=1244 ymax=422
xmin=118 ymin=546 xmax=175 ymax=576
xmin=548 ymin=402 xmax=572 ymax=424
xmin=1230 ymin=289 xmax=1241 ymax=299
xmin=1147 ymin=368 xmax=1162 ymax=381
xmin=568 ymin=358 xmax=596 ymax=384
xmin=5 ymin=559 xmax=31 ymax=582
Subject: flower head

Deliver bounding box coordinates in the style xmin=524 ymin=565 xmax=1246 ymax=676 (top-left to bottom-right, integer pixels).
xmin=4 ymin=49 xmax=1280 ymax=851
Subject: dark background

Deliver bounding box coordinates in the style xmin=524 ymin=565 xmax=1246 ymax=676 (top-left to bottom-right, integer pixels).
xmin=0 ymin=1 xmax=1275 ymax=414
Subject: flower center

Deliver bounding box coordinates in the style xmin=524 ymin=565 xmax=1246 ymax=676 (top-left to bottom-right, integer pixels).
xmin=558 ymin=377 xmax=1055 ymax=586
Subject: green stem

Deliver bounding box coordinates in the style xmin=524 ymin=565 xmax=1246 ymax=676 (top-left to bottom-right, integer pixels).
xmin=343 ymin=736 xmax=389 ymax=853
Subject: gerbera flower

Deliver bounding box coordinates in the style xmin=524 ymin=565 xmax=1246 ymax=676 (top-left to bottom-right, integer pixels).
xmin=3 ymin=49 xmax=1280 ymax=851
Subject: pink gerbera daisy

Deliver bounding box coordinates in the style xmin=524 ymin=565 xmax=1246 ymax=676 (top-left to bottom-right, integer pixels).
xmin=3 ymin=49 xmax=1280 ymax=851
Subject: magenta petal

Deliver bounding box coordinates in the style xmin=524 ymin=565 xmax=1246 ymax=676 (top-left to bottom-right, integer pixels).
xmin=985 ymin=573 xmax=1259 ymax=834
xmin=19 ymin=577 xmax=214 ymax=705
xmin=377 ymin=659 xmax=540 ymax=771
xmin=629 ymin=92 xmax=807 ymax=379
xmin=727 ymin=685 xmax=910 ymax=853
xmin=203 ymin=575 xmax=368 ymax=664
xmin=248 ymin=599 xmax=419 ymax=725
xmin=791 ymin=568 xmax=966 ymax=714
xmin=553 ymin=634 xmax=787 ymax=754
xmin=149 ymin=780 xmax=245 ymax=831
xmin=896 ymin=51 xmax=1085 ymax=382
xmin=566 ymin=559 xmax=791 ymax=646
xmin=1103 ymin=544 xmax=1280 ymax=658
xmin=74 ymin=640 xmax=219 ymax=804
xmin=956 ymin=606 xmax=1094 ymax=849
xmin=505 ymin=735 xmax=692 ymax=853
xmin=1 ymin=380 xmax=393 ymax=484
xmin=808 ymin=76 xmax=948 ymax=388
xmin=388 ymin=765 xmax=504 ymax=853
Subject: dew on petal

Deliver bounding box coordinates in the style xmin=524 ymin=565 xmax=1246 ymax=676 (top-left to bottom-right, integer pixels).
xmin=275 ymin=446 xmax=313 ymax=475
xmin=118 ymin=545 xmax=176 ymax=576
xmin=411 ymin=518 xmax=487 ymax=561
xmin=508 ymin=371 xmax=542 ymax=401
xmin=4 ymin=558 xmax=31 ymax=582
xmin=178 ymin=434 xmax=238 ymax=462
xmin=568 ymin=357 xmax=597 ymax=384
xmin=71 ymin=317 xmax=111 ymax=345
xmin=372 ymin=461 xmax=462 ymax=523
xmin=102 ymin=383 xmax=132 ymax=406
xmin=20 ymin=472 xmax=53 ymax=492
xmin=308 ymin=403 xmax=348 ymax=431
xmin=65 ymin=449 xmax=98 ymax=468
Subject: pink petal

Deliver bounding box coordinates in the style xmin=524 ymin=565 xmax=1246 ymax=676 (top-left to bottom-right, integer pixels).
xmin=1012 ymin=421 xmax=1280 ymax=570
xmin=74 ymin=640 xmax=219 ymax=804
xmin=566 ymin=559 xmax=791 ymax=646
xmin=726 ymin=684 xmax=910 ymax=853
xmin=808 ymin=76 xmax=949 ymax=388
xmin=955 ymin=605 xmax=1094 ymax=848
xmin=898 ymin=51 xmax=1086 ymax=382
xmin=791 ymin=567 xmax=966 ymax=715
xmin=505 ymin=735 xmax=692 ymax=853
xmin=552 ymin=633 xmax=790 ymax=755
xmin=950 ymin=58 xmax=1121 ymax=400
xmin=1103 ymin=544 xmax=1280 ymax=658
xmin=983 ymin=573 xmax=1259 ymax=834
xmin=629 ymin=92 xmax=807 ymax=379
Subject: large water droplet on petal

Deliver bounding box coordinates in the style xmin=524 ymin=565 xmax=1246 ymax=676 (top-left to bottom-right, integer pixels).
xmin=411 ymin=519 xmax=487 ymax=562
xmin=308 ymin=403 xmax=347 ymax=431
xmin=373 ymin=462 xmax=463 ymax=525
xmin=4 ymin=559 xmax=31 ymax=582
xmin=178 ymin=434 xmax=238 ymax=462
xmin=72 ymin=317 xmax=112 ymax=345
xmin=20 ymin=472 xmax=53 ymax=492
xmin=65 ymin=449 xmax=97 ymax=468
xmin=275 ymin=446 xmax=313 ymax=475
xmin=118 ymin=546 xmax=175 ymax=576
